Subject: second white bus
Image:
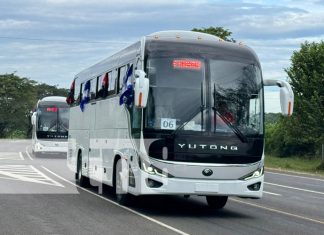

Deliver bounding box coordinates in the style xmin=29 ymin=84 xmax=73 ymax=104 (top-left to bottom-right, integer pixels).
xmin=31 ymin=96 xmax=69 ymax=157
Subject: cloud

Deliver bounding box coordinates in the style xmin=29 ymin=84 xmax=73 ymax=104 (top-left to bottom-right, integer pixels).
xmin=0 ymin=40 xmax=133 ymax=87
xmin=0 ymin=19 xmax=37 ymax=29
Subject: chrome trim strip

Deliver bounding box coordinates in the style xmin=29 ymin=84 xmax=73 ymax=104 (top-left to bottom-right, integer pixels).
xmin=150 ymin=158 xmax=261 ymax=167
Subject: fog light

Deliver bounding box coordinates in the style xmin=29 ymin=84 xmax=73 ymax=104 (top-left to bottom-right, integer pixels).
xmin=146 ymin=178 xmax=163 ymax=188
xmin=247 ymin=182 xmax=261 ymax=191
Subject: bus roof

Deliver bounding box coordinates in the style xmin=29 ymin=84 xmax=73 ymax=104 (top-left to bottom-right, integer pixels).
xmin=74 ymin=31 xmax=259 ymax=83
xmin=146 ymin=30 xmax=222 ymax=42
xmin=38 ymin=96 xmax=66 ymax=103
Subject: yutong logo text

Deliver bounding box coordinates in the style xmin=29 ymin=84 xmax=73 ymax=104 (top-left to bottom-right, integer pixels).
xmin=178 ymin=144 xmax=238 ymax=151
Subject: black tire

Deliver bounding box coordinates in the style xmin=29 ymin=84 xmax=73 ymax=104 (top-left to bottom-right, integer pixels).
xmin=206 ymin=196 xmax=228 ymax=209
xmin=33 ymin=152 xmax=42 ymax=158
xmin=76 ymin=152 xmax=90 ymax=187
xmin=114 ymin=158 xmax=130 ymax=205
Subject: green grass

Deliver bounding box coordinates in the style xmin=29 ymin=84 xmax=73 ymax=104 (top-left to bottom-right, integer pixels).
xmin=265 ymin=155 xmax=324 ymax=176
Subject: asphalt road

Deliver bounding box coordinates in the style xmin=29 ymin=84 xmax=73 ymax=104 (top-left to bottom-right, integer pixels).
xmin=0 ymin=139 xmax=323 ymax=235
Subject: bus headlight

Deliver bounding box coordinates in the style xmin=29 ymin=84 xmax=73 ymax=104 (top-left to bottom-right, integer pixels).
xmin=36 ymin=142 xmax=43 ymax=150
xmin=239 ymin=166 xmax=264 ymax=181
xmin=139 ymin=159 xmax=173 ymax=178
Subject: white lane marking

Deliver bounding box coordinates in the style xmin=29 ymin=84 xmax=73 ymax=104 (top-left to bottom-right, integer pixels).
xmin=231 ymin=198 xmax=324 ymax=225
xmin=0 ymin=152 xmax=23 ymax=161
xmin=19 ymin=152 xmax=24 ymax=160
xmin=267 ymin=171 xmax=324 ymax=182
xmin=263 ymin=191 xmax=281 ymax=196
xmin=42 ymin=166 xmax=190 ymax=235
xmin=25 ymin=146 xmax=34 ymax=160
xmin=0 ymin=165 xmax=64 ymax=187
xmin=265 ymin=182 xmax=324 ymax=196
xmin=30 ymin=166 xmax=64 ymax=187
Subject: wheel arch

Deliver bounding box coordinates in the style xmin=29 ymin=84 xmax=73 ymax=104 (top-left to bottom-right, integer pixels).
xmin=112 ymin=154 xmax=121 ymax=188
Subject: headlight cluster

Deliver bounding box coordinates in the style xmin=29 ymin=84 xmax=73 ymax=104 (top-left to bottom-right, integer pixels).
xmin=139 ymin=158 xmax=173 ymax=178
xmin=36 ymin=142 xmax=43 ymax=150
xmin=239 ymin=166 xmax=264 ymax=181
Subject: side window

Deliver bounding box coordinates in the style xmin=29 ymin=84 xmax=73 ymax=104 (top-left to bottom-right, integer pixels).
xmin=90 ymin=78 xmax=97 ymax=100
xmin=107 ymin=71 xmax=115 ymax=95
xmin=79 ymin=83 xmax=83 ymax=103
xmin=98 ymin=73 xmax=109 ymax=98
xmin=74 ymin=81 xmax=81 ymax=105
xmin=118 ymin=66 xmax=127 ymax=93
xmin=113 ymin=69 xmax=118 ymax=92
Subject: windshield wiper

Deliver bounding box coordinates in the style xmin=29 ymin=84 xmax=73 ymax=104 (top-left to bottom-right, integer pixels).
xmin=212 ymin=84 xmax=217 ymax=132
xmin=217 ymin=111 xmax=247 ymax=143
xmin=212 ymin=83 xmax=247 ymax=143
xmin=170 ymin=82 xmax=205 ymax=137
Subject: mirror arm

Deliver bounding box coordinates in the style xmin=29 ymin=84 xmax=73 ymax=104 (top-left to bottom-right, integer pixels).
xmin=263 ymin=79 xmax=293 ymax=95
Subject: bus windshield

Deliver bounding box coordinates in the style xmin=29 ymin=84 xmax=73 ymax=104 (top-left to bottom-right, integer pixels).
xmin=37 ymin=105 xmax=69 ymax=139
xmin=144 ymin=47 xmax=263 ymax=139
xmin=145 ymin=57 xmax=205 ymax=132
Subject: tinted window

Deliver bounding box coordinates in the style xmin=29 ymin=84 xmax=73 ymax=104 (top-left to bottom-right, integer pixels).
xmin=108 ymin=71 xmax=115 ymax=95
xmin=145 ymin=57 xmax=205 ymax=131
xmin=118 ymin=66 xmax=127 ymax=92
xmin=74 ymin=81 xmax=81 ymax=104
xmin=90 ymin=78 xmax=97 ymax=100
xmin=98 ymin=73 xmax=109 ymax=98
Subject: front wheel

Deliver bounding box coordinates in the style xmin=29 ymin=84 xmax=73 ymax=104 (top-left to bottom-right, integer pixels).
xmin=76 ymin=152 xmax=89 ymax=187
xmin=206 ymin=196 xmax=228 ymax=209
xmin=115 ymin=158 xmax=130 ymax=205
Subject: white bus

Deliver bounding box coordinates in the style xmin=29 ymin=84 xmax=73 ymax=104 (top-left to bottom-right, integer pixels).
xmin=31 ymin=96 xmax=69 ymax=157
xmin=67 ymin=31 xmax=294 ymax=208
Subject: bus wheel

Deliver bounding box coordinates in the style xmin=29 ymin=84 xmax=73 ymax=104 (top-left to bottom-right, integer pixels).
xmin=115 ymin=158 xmax=130 ymax=205
xmin=77 ymin=152 xmax=89 ymax=187
xmin=206 ymin=196 xmax=228 ymax=209
xmin=33 ymin=151 xmax=41 ymax=158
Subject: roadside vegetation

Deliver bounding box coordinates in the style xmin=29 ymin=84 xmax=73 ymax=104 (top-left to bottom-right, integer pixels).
xmin=0 ymin=73 xmax=68 ymax=138
xmin=265 ymin=154 xmax=324 ymax=176
xmin=264 ymin=41 xmax=324 ymax=173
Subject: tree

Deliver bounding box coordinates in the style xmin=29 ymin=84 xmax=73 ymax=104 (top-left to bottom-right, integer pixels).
xmin=0 ymin=74 xmax=37 ymax=138
xmin=34 ymin=83 xmax=68 ymax=100
xmin=265 ymin=113 xmax=281 ymax=124
xmin=267 ymin=41 xmax=324 ymax=157
xmin=192 ymin=27 xmax=236 ymax=42
xmin=0 ymin=74 xmax=68 ymax=138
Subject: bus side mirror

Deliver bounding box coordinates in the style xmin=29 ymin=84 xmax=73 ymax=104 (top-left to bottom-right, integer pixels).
xmin=134 ymin=70 xmax=149 ymax=108
xmin=31 ymin=112 xmax=37 ymax=125
xmin=264 ymin=79 xmax=294 ymax=116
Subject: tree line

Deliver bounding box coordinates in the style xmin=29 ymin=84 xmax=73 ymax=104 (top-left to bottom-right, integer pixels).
xmin=0 ymin=73 xmax=68 ymax=138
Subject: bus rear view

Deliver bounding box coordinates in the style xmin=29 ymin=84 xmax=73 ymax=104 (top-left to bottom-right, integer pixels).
xmin=31 ymin=96 xmax=69 ymax=157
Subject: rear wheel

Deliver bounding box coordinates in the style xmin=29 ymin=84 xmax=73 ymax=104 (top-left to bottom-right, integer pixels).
xmin=33 ymin=151 xmax=41 ymax=158
xmin=206 ymin=196 xmax=228 ymax=209
xmin=115 ymin=158 xmax=130 ymax=205
xmin=76 ymin=152 xmax=89 ymax=187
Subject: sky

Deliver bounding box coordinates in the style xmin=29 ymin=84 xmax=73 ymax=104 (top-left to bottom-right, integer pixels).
xmin=0 ymin=0 xmax=323 ymax=113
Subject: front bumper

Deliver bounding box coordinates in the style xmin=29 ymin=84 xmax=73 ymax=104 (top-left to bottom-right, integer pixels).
xmin=131 ymin=171 xmax=264 ymax=198
xmin=34 ymin=142 xmax=68 ymax=154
